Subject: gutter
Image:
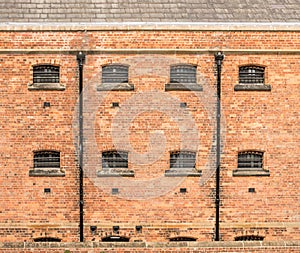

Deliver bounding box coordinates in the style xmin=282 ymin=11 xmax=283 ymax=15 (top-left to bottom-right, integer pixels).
xmin=1 ymin=22 xmax=300 ymax=31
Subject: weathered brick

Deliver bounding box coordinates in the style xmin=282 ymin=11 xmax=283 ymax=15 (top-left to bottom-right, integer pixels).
xmin=0 ymin=27 xmax=299 ymax=246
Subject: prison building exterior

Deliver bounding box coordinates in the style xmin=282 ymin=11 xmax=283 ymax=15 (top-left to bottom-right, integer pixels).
xmin=0 ymin=0 xmax=299 ymax=250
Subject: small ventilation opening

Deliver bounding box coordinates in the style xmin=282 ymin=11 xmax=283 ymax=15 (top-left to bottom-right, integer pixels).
xmin=34 ymin=237 xmax=61 ymax=242
xmin=102 ymin=236 xmax=130 ymax=242
xmin=169 ymin=236 xmax=197 ymax=242
xmin=235 ymin=235 xmax=264 ymax=241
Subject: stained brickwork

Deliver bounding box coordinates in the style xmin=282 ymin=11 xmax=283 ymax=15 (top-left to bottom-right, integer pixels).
xmin=0 ymin=24 xmax=299 ymax=244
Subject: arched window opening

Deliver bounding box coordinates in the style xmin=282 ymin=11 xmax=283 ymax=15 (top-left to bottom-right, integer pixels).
xmin=238 ymin=151 xmax=263 ymax=169
xmin=235 ymin=235 xmax=264 ymax=241
xmin=170 ymin=151 xmax=196 ymax=169
xmin=170 ymin=64 xmax=197 ymax=84
xmin=34 ymin=151 xmax=60 ymax=168
xmin=169 ymin=236 xmax=197 ymax=242
xmin=102 ymin=64 xmax=128 ymax=83
xmin=102 ymin=151 xmax=128 ymax=169
xmin=33 ymin=237 xmax=61 ymax=242
xmin=102 ymin=236 xmax=130 ymax=242
xmin=33 ymin=65 xmax=60 ymax=83
xmin=239 ymin=65 xmax=265 ymax=84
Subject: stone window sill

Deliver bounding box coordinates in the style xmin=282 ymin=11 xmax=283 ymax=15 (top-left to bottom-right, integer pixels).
xmin=165 ymin=83 xmax=203 ymax=91
xmin=234 ymin=84 xmax=271 ymax=91
xmin=165 ymin=168 xmax=202 ymax=177
xmin=29 ymin=168 xmax=65 ymax=177
xmin=232 ymin=169 xmax=270 ymax=177
xmin=97 ymin=168 xmax=135 ymax=177
xmin=28 ymin=83 xmax=65 ymax=91
xmin=97 ymin=83 xmax=134 ymax=91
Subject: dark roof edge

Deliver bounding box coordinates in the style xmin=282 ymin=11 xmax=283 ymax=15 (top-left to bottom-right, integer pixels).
xmin=0 ymin=22 xmax=300 ymax=32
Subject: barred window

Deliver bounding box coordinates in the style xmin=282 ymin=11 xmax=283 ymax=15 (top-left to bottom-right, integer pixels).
xmin=102 ymin=236 xmax=130 ymax=242
xmin=239 ymin=66 xmax=265 ymax=84
xmin=33 ymin=65 xmax=60 ymax=83
xmin=34 ymin=237 xmax=61 ymax=242
xmin=102 ymin=64 xmax=128 ymax=83
xmin=102 ymin=151 xmax=128 ymax=168
xmin=235 ymin=235 xmax=264 ymax=241
xmin=170 ymin=65 xmax=197 ymax=83
xmin=34 ymin=151 xmax=60 ymax=168
xmin=170 ymin=151 xmax=196 ymax=169
xmin=169 ymin=237 xmax=197 ymax=242
xmin=238 ymin=151 xmax=263 ymax=169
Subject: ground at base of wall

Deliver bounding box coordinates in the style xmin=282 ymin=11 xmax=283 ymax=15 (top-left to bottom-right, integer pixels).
xmin=0 ymin=241 xmax=300 ymax=253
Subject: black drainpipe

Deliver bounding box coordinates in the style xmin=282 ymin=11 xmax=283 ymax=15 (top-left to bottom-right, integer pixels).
xmin=214 ymin=51 xmax=224 ymax=241
xmin=77 ymin=51 xmax=85 ymax=242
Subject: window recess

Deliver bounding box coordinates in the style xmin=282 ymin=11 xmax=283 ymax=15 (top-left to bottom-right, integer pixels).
xmin=34 ymin=237 xmax=62 ymax=242
xmin=165 ymin=151 xmax=201 ymax=177
xmin=102 ymin=236 xmax=130 ymax=242
xmin=28 ymin=65 xmax=65 ymax=90
xmin=165 ymin=64 xmax=203 ymax=91
xmin=235 ymin=235 xmax=264 ymax=241
xmin=97 ymin=64 xmax=134 ymax=91
xmin=169 ymin=236 xmax=197 ymax=242
xmin=234 ymin=65 xmax=271 ymax=91
xmin=233 ymin=151 xmax=270 ymax=177
xmin=97 ymin=150 xmax=134 ymax=177
xmin=29 ymin=151 xmax=65 ymax=177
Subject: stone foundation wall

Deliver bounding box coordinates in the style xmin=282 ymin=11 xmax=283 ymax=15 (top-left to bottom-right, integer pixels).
xmin=0 ymin=241 xmax=300 ymax=253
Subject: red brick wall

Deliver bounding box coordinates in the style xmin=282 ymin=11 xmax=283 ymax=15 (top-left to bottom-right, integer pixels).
xmin=0 ymin=29 xmax=299 ymax=242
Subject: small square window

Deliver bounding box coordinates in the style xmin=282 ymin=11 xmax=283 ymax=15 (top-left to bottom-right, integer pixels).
xmin=170 ymin=65 xmax=197 ymax=84
xmin=170 ymin=151 xmax=196 ymax=169
xmin=239 ymin=66 xmax=265 ymax=84
xmin=102 ymin=151 xmax=128 ymax=169
xmin=238 ymin=151 xmax=263 ymax=169
xmin=235 ymin=235 xmax=264 ymax=241
xmin=165 ymin=151 xmax=201 ymax=177
xmin=33 ymin=65 xmax=60 ymax=84
xmin=29 ymin=151 xmax=65 ymax=177
xmin=234 ymin=65 xmax=271 ymax=91
xmin=102 ymin=64 xmax=128 ymax=84
xmin=97 ymin=150 xmax=134 ymax=177
xmin=233 ymin=151 xmax=270 ymax=176
xmin=98 ymin=64 xmax=134 ymax=91
xmin=165 ymin=64 xmax=203 ymax=91
xmin=28 ymin=65 xmax=65 ymax=90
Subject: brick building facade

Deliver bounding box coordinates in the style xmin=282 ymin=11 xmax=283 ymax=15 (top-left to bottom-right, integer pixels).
xmin=0 ymin=0 xmax=299 ymax=246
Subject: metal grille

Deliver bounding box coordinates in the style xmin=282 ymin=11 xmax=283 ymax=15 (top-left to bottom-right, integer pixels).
xmin=102 ymin=64 xmax=128 ymax=83
xmin=235 ymin=235 xmax=264 ymax=241
xmin=170 ymin=237 xmax=197 ymax=242
xmin=34 ymin=151 xmax=60 ymax=168
xmin=170 ymin=151 xmax=196 ymax=168
xmin=34 ymin=237 xmax=61 ymax=242
xmin=33 ymin=65 xmax=60 ymax=83
xmin=238 ymin=151 xmax=263 ymax=169
xmin=170 ymin=65 xmax=197 ymax=83
xmin=239 ymin=66 xmax=265 ymax=84
xmin=102 ymin=236 xmax=130 ymax=242
xmin=102 ymin=151 xmax=128 ymax=168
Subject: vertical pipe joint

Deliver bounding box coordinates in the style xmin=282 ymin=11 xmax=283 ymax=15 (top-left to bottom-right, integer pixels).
xmin=77 ymin=51 xmax=85 ymax=67
xmin=215 ymin=52 xmax=224 ymax=67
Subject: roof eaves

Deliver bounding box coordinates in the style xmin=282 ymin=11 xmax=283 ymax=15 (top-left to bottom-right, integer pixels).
xmin=0 ymin=21 xmax=299 ymax=32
